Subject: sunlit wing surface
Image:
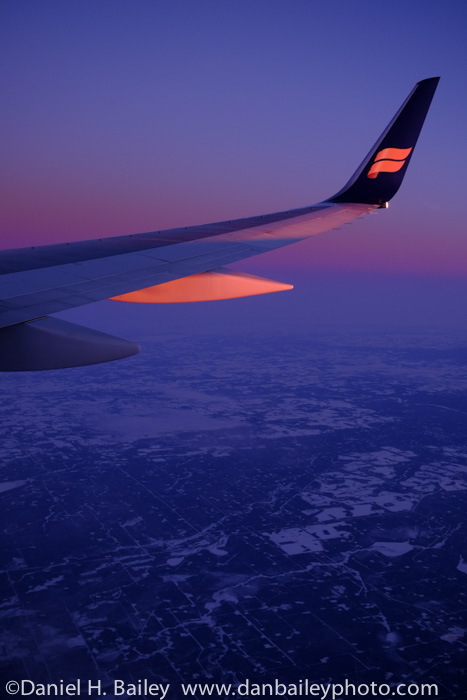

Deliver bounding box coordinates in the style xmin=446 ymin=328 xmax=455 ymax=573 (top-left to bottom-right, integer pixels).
xmin=0 ymin=78 xmax=439 ymax=370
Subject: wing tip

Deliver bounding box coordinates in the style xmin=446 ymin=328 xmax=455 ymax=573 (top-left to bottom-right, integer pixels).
xmin=416 ymin=76 xmax=440 ymax=86
xmin=327 ymin=76 xmax=440 ymax=205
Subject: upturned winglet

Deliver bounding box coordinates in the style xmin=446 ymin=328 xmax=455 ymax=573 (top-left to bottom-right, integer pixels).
xmin=328 ymin=77 xmax=440 ymax=206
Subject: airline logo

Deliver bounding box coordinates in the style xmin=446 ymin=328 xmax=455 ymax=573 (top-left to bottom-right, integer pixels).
xmin=367 ymin=147 xmax=412 ymax=179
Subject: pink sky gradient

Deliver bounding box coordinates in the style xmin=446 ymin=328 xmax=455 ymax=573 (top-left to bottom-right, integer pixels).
xmin=1 ymin=1 xmax=466 ymax=282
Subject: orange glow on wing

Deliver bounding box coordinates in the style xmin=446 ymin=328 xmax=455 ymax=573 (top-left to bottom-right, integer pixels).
xmin=110 ymin=269 xmax=293 ymax=303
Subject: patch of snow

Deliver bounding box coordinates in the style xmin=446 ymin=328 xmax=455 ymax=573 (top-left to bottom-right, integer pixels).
xmin=371 ymin=541 xmax=414 ymax=557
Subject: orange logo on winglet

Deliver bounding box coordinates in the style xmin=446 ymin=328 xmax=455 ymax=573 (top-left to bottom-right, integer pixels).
xmin=367 ymin=147 xmax=412 ymax=179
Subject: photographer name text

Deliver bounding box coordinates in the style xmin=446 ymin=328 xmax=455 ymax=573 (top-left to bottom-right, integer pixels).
xmin=6 ymin=680 xmax=169 ymax=697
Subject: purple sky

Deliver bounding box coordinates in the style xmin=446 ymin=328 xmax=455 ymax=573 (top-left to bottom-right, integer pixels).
xmin=1 ymin=0 xmax=466 ymax=330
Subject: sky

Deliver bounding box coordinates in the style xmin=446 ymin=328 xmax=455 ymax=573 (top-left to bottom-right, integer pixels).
xmin=2 ymin=4 xmax=466 ymax=688
xmin=1 ymin=0 xmax=466 ymax=331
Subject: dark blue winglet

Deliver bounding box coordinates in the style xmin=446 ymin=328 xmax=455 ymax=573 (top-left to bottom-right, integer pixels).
xmin=328 ymin=77 xmax=440 ymax=206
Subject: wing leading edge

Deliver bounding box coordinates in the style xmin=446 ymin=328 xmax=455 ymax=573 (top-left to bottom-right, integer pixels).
xmin=0 ymin=78 xmax=439 ymax=371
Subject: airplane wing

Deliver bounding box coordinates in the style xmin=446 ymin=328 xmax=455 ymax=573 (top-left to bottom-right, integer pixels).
xmin=0 ymin=77 xmax=439 ymax=371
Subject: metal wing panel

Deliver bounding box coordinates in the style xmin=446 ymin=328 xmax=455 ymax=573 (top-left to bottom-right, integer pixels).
xmin=0 ymin=203 xmax=374 ymax=329
xmin=0 ymin=204 xmax=329 ymax=274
